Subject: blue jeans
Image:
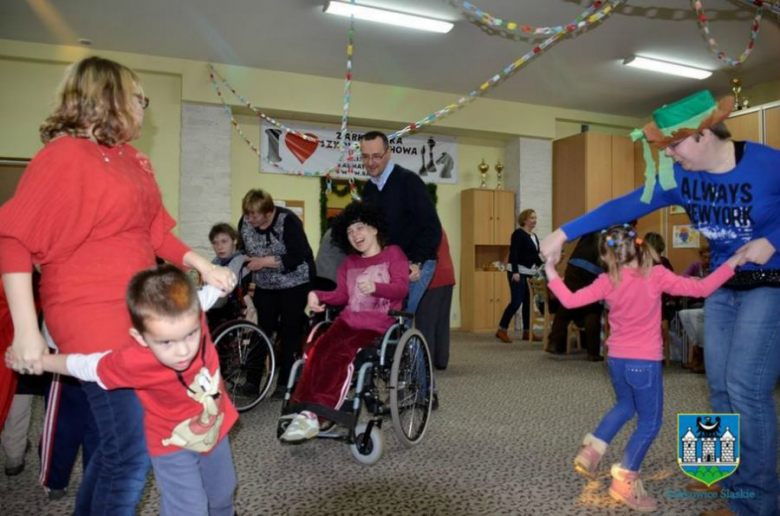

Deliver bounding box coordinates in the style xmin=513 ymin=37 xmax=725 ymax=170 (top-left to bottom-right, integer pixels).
xmin=75 ymin=383 xmax=150 ymax=516
xmin=406 ymin=260 xmax=437 ymax=316
xmin=151 ymin=437 xmax=236 ymax=516
xmin=499 ymin=273 xmax=530 ymax=331
xmin=704 ymin=287 xmax=780 ymax=516
xmin=593 ymin=358 xmax=663 ymax=472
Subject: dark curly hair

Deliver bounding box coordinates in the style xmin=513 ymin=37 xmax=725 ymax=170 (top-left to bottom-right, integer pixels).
xmin=330 ymin=202 xmax=389 ymax=255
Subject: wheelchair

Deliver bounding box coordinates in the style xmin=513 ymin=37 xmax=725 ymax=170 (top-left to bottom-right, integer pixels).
xmin=277 ymin=307 xmax=434 ymax=465
xmin=208 ymin=266 xmax=275 ymax=413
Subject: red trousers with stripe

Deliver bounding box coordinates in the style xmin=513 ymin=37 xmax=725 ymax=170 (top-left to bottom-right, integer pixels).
xmin=291 ymin=318 xmax=381 ymax=410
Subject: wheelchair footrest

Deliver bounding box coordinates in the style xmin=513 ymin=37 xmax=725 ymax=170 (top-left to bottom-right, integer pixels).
xmin=283 ymin=402 xmax=356 ymax=429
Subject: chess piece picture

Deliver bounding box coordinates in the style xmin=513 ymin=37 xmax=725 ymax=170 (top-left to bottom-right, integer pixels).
xmin=265 ymin=128 xmax=283 ymax=163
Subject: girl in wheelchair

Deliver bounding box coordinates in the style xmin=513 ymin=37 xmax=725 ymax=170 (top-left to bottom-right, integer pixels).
xmin=279 ymin=202 xmax=409 ymax=443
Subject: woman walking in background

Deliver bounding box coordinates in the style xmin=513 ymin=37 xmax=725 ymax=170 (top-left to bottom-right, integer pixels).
xmin=496 ymin=209 xmax=542 ymax=343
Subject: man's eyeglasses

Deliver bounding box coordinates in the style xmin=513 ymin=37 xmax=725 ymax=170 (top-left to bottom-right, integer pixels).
xmin=135 ymin=94 xmax=150 ymax=110
xmin=360 ymin=148 xmax=388 ymax=162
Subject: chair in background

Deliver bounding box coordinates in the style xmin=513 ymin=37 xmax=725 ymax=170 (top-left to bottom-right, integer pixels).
xmin=527 ymin=277 xmax=552 ymax=350
xmin=566 ymin=321 xmax=584 ymax=355
xmin=661 ymin=320 xmax=671 ymax=366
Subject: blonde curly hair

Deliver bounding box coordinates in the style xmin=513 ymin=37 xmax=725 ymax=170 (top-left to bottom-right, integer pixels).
xmin=40 ymin=56 xmax=144 ymax=146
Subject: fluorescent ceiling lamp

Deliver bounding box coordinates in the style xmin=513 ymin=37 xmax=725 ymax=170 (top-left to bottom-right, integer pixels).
xmin=324 ymin=1 xmax=454 ymax=34
xmin=623 ymin=56 xmax=712 ymax=80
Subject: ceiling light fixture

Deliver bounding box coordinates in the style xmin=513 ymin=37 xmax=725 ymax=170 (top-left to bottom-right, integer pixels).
xmin=324 ymin=1 xmax=454 ymax=34
xmin=623 ymin=56 xmax=712 ymax=80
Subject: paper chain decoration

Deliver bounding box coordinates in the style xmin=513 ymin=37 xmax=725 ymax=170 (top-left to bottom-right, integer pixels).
xmin=386 ymin=0 xmax=625 ymax=140
xmin=211 ymin=0 xmax=626 ymax=180
xmin=450 ymin=0 xmax=611 ymax=37
xmin=692 ymin=0 xmax=764 ymax=67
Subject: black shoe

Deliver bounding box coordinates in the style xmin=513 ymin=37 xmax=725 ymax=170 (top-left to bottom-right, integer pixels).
xmin=47 ymin=488 xmax=67 ymax=501
xmin=586 ymin=355 xmax=604 ymax=362
xmin=545 ymin=348 xmax=564 ymax=356
xmin=432 ymin=393 xmax=440 ymax=411
xmin=4 ymin=458 xmax=25 ymax=476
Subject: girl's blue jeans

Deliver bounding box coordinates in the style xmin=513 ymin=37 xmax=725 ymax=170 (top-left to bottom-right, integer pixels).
xmin=593 ymin=358 xmax=664 ymax=472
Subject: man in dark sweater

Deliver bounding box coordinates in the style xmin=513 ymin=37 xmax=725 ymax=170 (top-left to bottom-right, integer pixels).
xmin=360 ymin=131 xmax=442 ymax=314
xmin=547 ymin=231 xmax=604 ymax=359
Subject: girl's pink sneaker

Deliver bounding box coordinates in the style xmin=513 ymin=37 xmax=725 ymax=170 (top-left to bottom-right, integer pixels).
xmin=608 ymin=464 xmax=658 ymax=512
xmin=573 ymin=433 xmax=607 ymax=479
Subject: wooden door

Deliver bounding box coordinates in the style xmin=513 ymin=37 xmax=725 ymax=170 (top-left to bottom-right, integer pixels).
xmin=611 ymin=135 xmax=635 ymax=198
xmin=0 ymin=161 xmax=26 ymax=205
xmin=552 ymin=134 xmax=587 ymax=228
xmin=473 ymin=271 xmax=495 ymax=330
xmin=725 ymin=110 xmax=761 ymax=142
xmin=494 ymin=190 xmax=516 ymax=245
xmin=764 ymin=104 xmax=780 ymax=150
xmin=585 ymin=133 xmax=613 ymax=211
xmin=470 ymin=189 xmax=494 ymax=245
xmin=493 ymin=272 xmax=511 ymax=328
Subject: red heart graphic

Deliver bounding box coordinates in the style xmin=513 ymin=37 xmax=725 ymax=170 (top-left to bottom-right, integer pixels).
xmin=284 ymin=132 xmax=320 ymax=164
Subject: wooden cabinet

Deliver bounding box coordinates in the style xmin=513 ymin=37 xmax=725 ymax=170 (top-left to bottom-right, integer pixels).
xmin=460 ymin=188 xmax=516 ymax=331
xmin=470 ymin=272 xmax=511 ymax=331
xmin=765 ymin=103 xmax=780 ymax=149
xmin=725 ymin=108 xmax=761 ymax=142
xmin=462 ymin=188 xmax=515 ymax=245
xmin=726 ymin=101 xmax=780 ymax=149
xmin=552 ymin=132 xmax=635 ymax=271
xmin=552 ymin=132 xmax=635 ymax=229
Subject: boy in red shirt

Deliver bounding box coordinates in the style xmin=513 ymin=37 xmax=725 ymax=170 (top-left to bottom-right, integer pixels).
xmin=7 ymin=265 xmax=238 ymax=516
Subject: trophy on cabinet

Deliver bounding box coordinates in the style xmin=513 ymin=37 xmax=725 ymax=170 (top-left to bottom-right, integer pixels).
xmin=478 ymin=159 xmax=489 ymax=188
xmin=494 ymin=160 xmax=504 ymax=189
xmin=732 ymin=77 xmax=744 ymax=111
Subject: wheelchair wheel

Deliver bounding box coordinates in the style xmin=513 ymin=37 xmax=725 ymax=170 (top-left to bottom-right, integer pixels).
xmin=389 ymin=329 xmax=433 ymax=448
xmin=214 ymin=321 xmax=275 ymax=412
xmin=349 ymin=422 xmax=384 ymax=465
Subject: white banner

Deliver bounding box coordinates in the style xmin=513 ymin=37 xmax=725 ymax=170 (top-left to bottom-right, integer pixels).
xmin=260 ymin=121 xmax=459 ymax=184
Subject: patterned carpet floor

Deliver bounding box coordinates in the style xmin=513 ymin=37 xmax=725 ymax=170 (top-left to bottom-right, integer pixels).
xmin=1 ymin=331 xmax=778 ymax=515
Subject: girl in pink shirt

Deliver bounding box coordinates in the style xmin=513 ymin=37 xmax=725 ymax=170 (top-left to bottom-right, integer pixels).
xmin=545 ymin=224 xmax=742 ymax=512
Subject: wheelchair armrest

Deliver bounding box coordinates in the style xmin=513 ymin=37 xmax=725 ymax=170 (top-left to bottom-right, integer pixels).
xmin=308 ymin=304 xmax=345 ymax=324
xmin=388 ymin=309 xmax=415 ymax=321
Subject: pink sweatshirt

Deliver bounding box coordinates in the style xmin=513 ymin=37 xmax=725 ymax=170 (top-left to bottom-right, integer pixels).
xmin=548 ymin=264 xmax=734 ymax=360
xmin=316 ymin=245 xmax=409 ymax=333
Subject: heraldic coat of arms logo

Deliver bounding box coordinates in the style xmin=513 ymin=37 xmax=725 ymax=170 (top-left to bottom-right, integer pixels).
xmin=678 ymin=413 xmax=740 ymax=487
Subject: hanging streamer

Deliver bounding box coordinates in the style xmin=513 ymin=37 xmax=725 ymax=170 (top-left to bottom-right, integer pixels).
xmin=211 ymin=0 xmax=625 ymax=181
xmin=450 ymin=0 xmax=609 ymax=37
xmin=388 ymin=0 xmax=625 ymax=140
xmin=691 ymin=0 xmax=764 ymax=67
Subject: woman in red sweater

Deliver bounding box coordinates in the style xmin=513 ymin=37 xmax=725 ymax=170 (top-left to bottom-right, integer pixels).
xmin=0 ymin=57 xmax=234 ymax=515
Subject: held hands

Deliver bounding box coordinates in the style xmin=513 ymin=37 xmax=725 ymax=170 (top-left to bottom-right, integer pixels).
xmin=307 ymin=291 xmax=325 ymax=312
xmin=540 ymin=229 xmax=568 ymax=266
xmin=357 ymin=277 xmax=377 ymax=295
xmin=511 ymin=273 xmax=521 ymax=283
xmin=201 ymin=264 xmax=237 ymax=294
xmin=409 ymin=263 xmax=421 ymax=282
xmin=734 ymin=238 xmax=776 ymax=266
xmin=726 ymin=249 xmax=749 ymax=269
xmin=6 ymin=330 xmax=48 ymax=375
xmin=544 ymin=259 xmax=559 ymax=280
xmin=245 ymin=256 xmax=280 ymax=272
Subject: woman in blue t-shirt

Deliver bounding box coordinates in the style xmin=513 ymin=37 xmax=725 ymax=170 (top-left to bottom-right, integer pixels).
xmin=541 ymin=91 xmax=779 ymax=516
